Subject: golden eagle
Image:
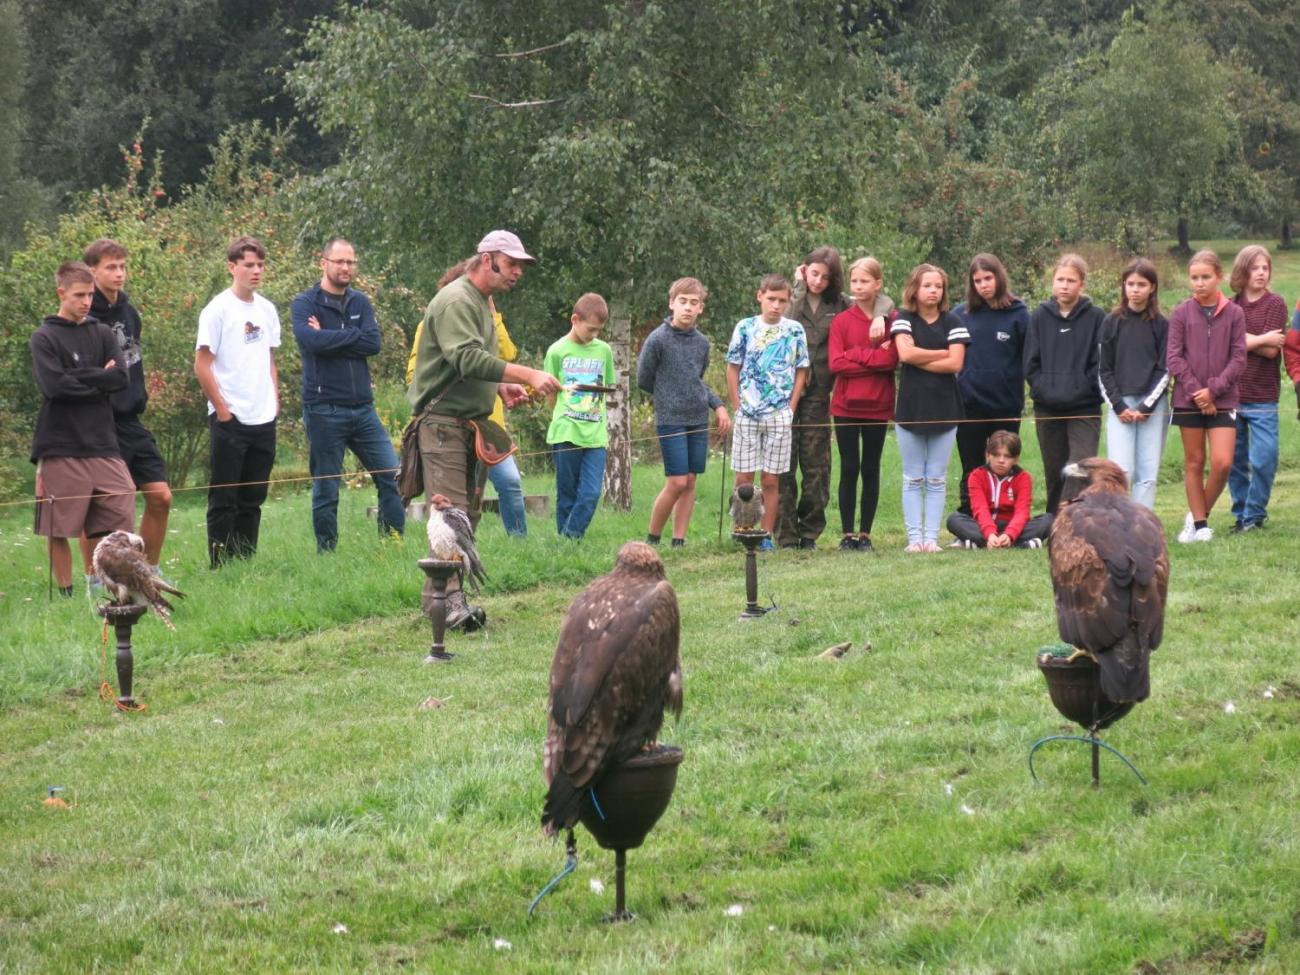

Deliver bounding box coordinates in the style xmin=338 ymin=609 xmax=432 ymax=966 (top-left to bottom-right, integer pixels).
xmin=1049 ymin=458 xmax=1170 ymax=703
xmin=541 ymin=541 xmax=682 ymax=836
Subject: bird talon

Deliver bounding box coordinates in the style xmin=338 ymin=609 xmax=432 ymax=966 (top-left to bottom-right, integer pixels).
xmin=1065 ymin=648 xmax=1096 ymax=665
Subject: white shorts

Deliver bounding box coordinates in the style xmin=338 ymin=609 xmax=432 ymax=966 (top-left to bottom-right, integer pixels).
xmin=731 ymin=408 xmax=793 ymax=474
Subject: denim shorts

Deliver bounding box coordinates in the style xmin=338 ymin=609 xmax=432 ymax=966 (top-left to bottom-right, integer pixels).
xmin=657 ymin=423 xmax=709 ymax=476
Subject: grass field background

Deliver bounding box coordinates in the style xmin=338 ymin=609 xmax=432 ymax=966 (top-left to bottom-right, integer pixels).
xmin=1 ymin=241 xmax=1298 ymax=972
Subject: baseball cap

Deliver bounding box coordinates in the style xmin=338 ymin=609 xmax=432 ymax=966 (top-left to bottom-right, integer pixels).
xmin=476 ymin=230 xmax=536 ymax=264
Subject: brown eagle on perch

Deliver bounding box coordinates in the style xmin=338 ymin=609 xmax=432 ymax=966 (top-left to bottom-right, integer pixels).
xmin=541 ymin=541 xmax=682 ymax=836
xmin=1049 ymin=458 xmax=1170 ymax=703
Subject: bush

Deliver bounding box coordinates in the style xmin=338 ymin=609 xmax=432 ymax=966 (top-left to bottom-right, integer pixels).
xmin=0 ymin=125 xmax=419 ymax=499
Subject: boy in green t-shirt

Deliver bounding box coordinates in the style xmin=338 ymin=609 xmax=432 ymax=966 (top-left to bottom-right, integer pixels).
xmin=544 ymin=293 xmax=615 ymax=538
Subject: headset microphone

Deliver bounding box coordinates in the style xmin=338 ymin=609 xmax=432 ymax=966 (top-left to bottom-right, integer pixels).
xmin=490 ymin=255 xmax=501 ymax=275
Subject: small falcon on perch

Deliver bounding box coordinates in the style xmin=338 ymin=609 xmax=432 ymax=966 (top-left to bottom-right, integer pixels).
xmin=92 ymin=531 xmax=185 ymax=630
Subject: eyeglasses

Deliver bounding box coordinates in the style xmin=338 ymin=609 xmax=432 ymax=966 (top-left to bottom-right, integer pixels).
xmin=324 ymin=258 xmax=358 ymax=267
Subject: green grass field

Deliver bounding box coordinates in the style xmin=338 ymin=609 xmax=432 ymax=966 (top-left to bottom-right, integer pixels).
xmin=1 ymin=239 xmax=1297 ymax=973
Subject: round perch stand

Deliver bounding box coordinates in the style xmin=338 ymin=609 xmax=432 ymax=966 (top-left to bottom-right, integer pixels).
xmin=1030 ymin=651 xmax=1146 ymax=787
xmin=417 ymin=558 xmax=462 ymax=664
xmin=730 ymin=530 xmax=771 ymax=620
xmin=96 ymin=603 xmax=148 ymax=709
xmin=579 ymin=745 xmax=684 ymax=923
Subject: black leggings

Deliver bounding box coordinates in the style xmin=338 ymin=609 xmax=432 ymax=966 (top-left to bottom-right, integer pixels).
xmin=834 ymin=417 xmax=888 ymax=535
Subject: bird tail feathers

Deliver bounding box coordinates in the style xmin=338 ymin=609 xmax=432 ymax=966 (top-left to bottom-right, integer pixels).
xmin=1096 ymin=643 xmax=1150 ymax=704
xmin=540 ymin=773 xmax=585 ymax=837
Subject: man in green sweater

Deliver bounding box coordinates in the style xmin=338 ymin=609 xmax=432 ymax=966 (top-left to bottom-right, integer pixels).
xmin=408 ymin=230 xmax=561 ymax=628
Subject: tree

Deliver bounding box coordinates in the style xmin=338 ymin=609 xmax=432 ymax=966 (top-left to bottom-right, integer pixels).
xmin=287 ymin=0 xmax=909 ymax=347
xmin=1037 ymin=7 xmax=1242 ymax=251
xmin=0 ymin=0 xmax=45 ymax=258
xmin=14 ymin=0 xmax=338 ymax=207
xmin=0 ymin=126 xmax=413 ymax=497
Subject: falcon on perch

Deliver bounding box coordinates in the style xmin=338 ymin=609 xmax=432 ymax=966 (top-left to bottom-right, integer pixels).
xmin=425 ymin=493 xmax=486 ymax=593
xmin=1049 ymin=458 xmax=1169 ymax=703
xmin=542 ymin=541 xmax=682 ymax=836
xmin=92 ymin=531 xmax=185 ymax=630
xmin=729 ymin=482 xmax=764 ymax=532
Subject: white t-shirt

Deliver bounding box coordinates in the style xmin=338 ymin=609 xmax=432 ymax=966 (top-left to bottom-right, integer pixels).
xmin=195 ymin=289 xmax=281 ymax=424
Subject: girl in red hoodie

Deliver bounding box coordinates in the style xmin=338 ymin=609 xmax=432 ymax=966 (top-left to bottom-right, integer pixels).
xmin=828 ymin=257 xmax=898 ymax=552
xmin=945 ymin=431 xmax=1052 ymax=548
xmin=1166 ymin=250 xmax=1247 ymax=543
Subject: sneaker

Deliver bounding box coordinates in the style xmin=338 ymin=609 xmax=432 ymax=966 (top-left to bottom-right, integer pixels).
xmin=947 ymin=539 xmax=967 ymax=549
xmin=1229 ymin=519 xmax=1246 ymax=534
xmin=838 ymin=536 xmax=859 ymax=552
xmin=1192 ymin=525 xmax=1214 ymax=543
xmin=1017 ymin=538 xmax=1044 ymax=549
xmin=856 ymin=535 xmax=874 ymax=553
xmin=757 ymin=538 xmax=775 ymax=552
xmin=670 ymin=538 xmax=685 ymax=548
xmin=952 ymin=539 xmax=977 ymax=550
xmin=1238 ymin=519 xmax=1263 ymax=533
xmin=645 ymin=533 xmax=661 ymax=546
xmin=798 ymin=538 xmax=816 ymax=551
xmin=1176 ymin=512 xmax=1196 ymax=544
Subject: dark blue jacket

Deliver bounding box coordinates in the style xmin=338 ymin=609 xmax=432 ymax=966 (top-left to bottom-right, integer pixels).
xmin=291 ymin=283 xmax=382 ymax=405
xmin=953 ymin=298 xmax=1028 ymax=419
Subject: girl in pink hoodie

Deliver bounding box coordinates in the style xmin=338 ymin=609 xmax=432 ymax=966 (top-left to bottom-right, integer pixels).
xmin=1166 ymin=250 xmax=1247 ymax=543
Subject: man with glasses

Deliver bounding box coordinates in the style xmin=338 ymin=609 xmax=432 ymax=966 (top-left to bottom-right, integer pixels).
xmin=291 ymin=237 xmax=405 ymax=552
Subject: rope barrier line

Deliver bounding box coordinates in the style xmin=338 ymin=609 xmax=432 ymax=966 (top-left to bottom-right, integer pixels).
xmin=3 ymin=401 xmax=1288 ymax=511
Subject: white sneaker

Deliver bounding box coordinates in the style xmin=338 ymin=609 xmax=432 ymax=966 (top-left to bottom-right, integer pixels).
xmin=1193 ymin=525 xmax=1214 ymax=542
xmin=1177 ymin=512 xmax=1196 ymax=544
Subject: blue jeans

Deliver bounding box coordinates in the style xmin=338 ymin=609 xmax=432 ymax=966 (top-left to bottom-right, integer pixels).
xmin=1229 ymin=401 xmax=1279 ymax=524
xmin=487 ymin=454 xmax=527 ymax=536
xmin=553 ymin=443 xmax=606 ymax=539
xmin=1105 ymin=394 xmax=1169 ymax=510
xmin=304 ymin=402 xmax=405 ymax=552
xmin=896 ymin=425 xmax=956 ymax=545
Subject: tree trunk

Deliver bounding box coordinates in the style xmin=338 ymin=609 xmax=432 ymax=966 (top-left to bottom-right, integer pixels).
xmin=1174 ymin=216 xmax=1191 ymax=256
xmin=1282 ymin=218 xmax=1293 ymax=250
xmin=603 ymin=300 xmax=633 ymax=511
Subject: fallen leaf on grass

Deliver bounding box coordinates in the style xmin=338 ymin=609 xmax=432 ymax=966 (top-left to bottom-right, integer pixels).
xmin=419 ymin=697 xmax=446 ymax=710
xmin=816 ymin=642 xmax=852 ymax=660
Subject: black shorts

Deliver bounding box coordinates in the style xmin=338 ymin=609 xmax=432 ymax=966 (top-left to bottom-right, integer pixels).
xmin=1171 ymin=408 xmax=1237 ymax=430
xmin=114 ymin=415 xmax=169 ymax=487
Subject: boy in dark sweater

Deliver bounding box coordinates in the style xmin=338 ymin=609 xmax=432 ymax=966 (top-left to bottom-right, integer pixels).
xmin=30 ymin=262 xmax=135 ymax=596
xmin=82 ymin=239 xmax=173 ymax=577
xmin=637 ymin=277 xmax=731 ymax=546
xmin=946 ymin=431 xmax=1052 ymax=549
